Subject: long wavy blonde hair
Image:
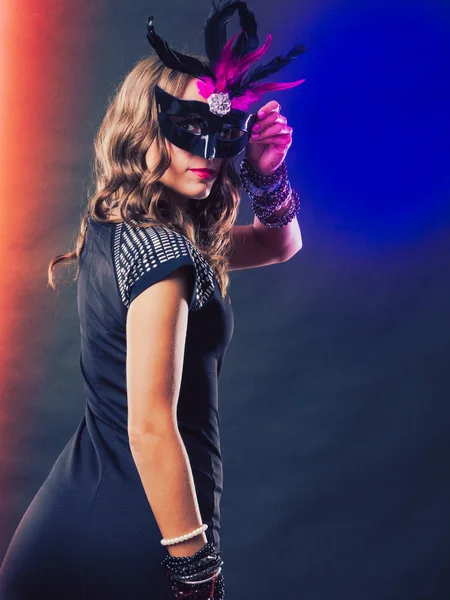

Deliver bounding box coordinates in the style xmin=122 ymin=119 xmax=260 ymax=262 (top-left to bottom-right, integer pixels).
xmin=48 ymin=53 xmax=242 ymax=301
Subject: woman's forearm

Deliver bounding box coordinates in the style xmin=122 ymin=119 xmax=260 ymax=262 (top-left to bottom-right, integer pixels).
xmin=129 ymin=427 xmax=208 ymax=558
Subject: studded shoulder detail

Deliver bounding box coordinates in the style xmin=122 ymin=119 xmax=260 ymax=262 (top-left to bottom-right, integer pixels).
xmin=112 ymin=220 xmax=215 ymax=311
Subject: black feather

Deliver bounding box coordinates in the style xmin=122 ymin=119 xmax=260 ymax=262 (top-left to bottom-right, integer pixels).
xmin=146 ymin=16 xmax=215 ymax=81
xmin=239 ymin=43 xmax=306 ymax=89
xmin=203 ymin=0 xmax=238 ymax=69
xmin=203 ymin=0 xmax=259 ymax=70
xmin=231 ymin=1 xmax=259 ymax=61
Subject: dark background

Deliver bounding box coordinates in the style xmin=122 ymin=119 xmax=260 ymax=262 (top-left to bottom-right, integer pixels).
xmin=1 ymin=1 xmax=449 ymax=598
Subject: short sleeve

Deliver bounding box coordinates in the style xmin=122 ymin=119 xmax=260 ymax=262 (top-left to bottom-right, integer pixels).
xmin=112 ymin=221 xmax=215 ymax=311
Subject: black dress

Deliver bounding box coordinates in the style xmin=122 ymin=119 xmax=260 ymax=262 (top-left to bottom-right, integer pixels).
xmin=0 ymin=215 xmax=234 ymax=599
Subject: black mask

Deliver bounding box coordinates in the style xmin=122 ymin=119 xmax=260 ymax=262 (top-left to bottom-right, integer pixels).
xmin=154 ymin=85 xmax=258 ymax=160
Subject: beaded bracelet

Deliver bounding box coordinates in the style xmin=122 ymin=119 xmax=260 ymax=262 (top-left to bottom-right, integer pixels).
xmin=240 ymin=159 xmax=289 ymax=212
xmin=240 ymin=158 xmax=287 ymax=192
xmin=251 ymin=178 xmax=292 ymax=212
xmin=252 ymin=189 xmax=300 ymax=228
xmin=161 ymin=523 xmax=208 ymax=546
xmin=240 ymin=158 xmax=301 ymax=228
xmin=161 ymin=541 xmax=225 ymax=599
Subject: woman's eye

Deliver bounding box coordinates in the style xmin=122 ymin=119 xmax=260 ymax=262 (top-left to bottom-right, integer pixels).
xmin=180 ymin=121 xmax=201 ymax=133
xmin=168 ymin=115 xmax=203 ymax=135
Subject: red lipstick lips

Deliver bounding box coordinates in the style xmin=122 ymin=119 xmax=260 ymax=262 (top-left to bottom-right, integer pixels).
xmin=189 ymin=168 xmax=217 ymax=180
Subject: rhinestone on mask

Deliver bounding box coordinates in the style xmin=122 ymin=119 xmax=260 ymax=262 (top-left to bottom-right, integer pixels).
xmin=207 ymin=92 xmax=231 ymax=116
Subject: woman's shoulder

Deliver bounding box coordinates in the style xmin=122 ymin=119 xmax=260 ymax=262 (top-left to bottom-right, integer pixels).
xmin=88 ymin=212 xmax=192 ymax=251
xmin=119 ymin=218 xmax=197 ymax=258
xmin=107 ymin=215 xmax=215 ymax=311
xmin=88 ymin=209 xmax=215 ymax=281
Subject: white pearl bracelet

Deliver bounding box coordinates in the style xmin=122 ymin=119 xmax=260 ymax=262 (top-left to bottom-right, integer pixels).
xmin=160 ymin=523 xmax=208 ymax=546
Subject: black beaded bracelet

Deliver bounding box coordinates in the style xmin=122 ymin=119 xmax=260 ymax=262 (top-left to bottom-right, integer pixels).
xmin=240 ymin=160 xmax=290 ymax=211
xmin=240 ymin=158 xmax=287 ymax=192
xmin=169 ymin=572 xmax=225 ymax=600
xmin=161 ymin=541 xmax=217 ymax=570
xmin=161 ymin=542 xmax=225 ymax=598
xmin=251 ymin=178 xmax=292 ymax=211
xmin=240 ymin=157 xmax=301 ymax=227
xmin=252 ymin=188 xmax=301 ymax=228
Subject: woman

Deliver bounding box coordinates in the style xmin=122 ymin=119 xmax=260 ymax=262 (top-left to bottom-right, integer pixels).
xmin=0 ymin=2 xmax=304 ymax=598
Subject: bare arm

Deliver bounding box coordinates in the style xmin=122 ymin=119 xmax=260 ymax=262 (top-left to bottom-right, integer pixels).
xmin=228 ymin=223 xmax=302 ymax=271
xmin=126 ymin=264 xmax=208 ymax=558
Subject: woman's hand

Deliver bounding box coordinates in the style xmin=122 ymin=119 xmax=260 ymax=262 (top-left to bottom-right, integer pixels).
xmin=245 ymin=100 xmax=293 ymax=176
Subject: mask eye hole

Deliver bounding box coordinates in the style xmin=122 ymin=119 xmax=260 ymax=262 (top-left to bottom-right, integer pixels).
xmin=217 ymin=128 xmax=246 ymax=141
xmin=167 ymin=114 xmax=203 ymax=135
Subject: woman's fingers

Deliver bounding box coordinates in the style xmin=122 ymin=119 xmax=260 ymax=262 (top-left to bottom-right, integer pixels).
xmin=253 ymin=112 xmax=287 ymax=133
xmin=250 ymin=124 xmax=293 ymax=142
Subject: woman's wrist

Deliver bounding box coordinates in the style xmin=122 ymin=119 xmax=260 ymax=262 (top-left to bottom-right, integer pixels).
xmin=240 ymin=158 xmax=301 ymax=228
xmin=162 ymin=540 xmax=225 ymax=599
xmin=267 ymin=201 xmax=292 ymax=217
xmin=167 ymin=532 xmax=209 ymax=558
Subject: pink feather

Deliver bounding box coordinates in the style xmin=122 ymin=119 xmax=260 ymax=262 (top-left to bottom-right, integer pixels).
xmin=214 ymin=31 xmax=242 ymax=92
xmin=196 ymin=29 xmax=306 ymax=112
xmin=231 ymin=78 xmax=306 ymax=111
xmin=196 ymin=77 xmax=216 ymax=100
xmin=214 ymin=32 xmax=273 ymax=93
xmin=230 ymin=33 xmax=273 ymax=82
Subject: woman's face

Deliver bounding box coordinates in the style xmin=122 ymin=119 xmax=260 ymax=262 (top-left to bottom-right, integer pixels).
xmin=145 ymin=78 xmax=224 ymax=209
